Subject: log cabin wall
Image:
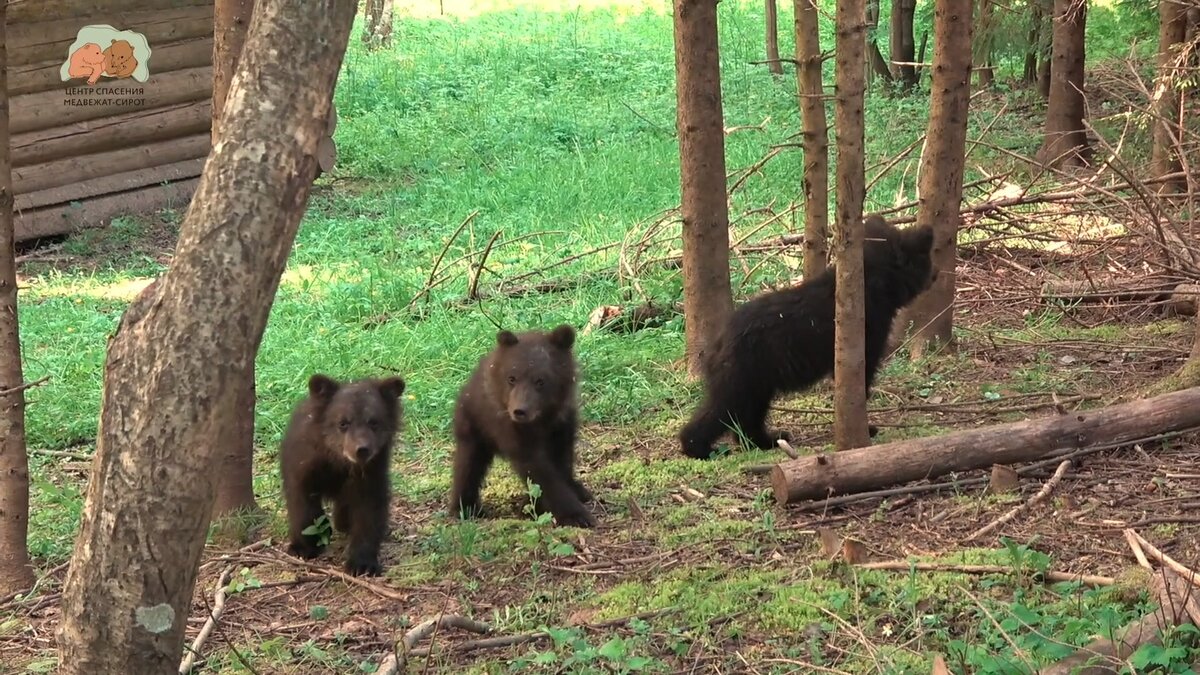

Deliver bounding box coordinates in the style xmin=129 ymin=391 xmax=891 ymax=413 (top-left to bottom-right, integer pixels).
xmin=8 ymin=0 xmax=214 ymax=242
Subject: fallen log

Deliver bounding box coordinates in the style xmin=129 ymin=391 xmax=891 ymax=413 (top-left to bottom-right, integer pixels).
xmin=770 ymin=386 xmax=1200 ymax=504
xmin=10 ymin=37 xmax=213 ymax=98
xmin=13 ymin=133 xmax=210 ymax=195
xmin=1040 ymin=278 xmax=1178 ymax=305
xmin=16 ymin=157 xmax=206 ymax=211
xmin=9 ymin=6 xmax=213 ymax=68
xmin=12 ymin=100 xmax=211 ymax=168
xmin=11 ymin=66 xmax=212 ymax=135
xmin=15 ymin=178 xmax=198 ymax=242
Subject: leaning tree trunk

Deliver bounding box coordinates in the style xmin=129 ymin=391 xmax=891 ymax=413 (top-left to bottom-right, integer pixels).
xmin=1023 ymin=0 xmax=1045 ymax=83
xmin=0 ymin=5 xmax=35 ymax=597
xmin=890 ymin=0 xmax=919 ymax=91
xmin=1150 ymin=0 xmax=1188 ymax=194
xmin=833 ymin=0 xmax=871 ymax=451
xmin=674 ymin=0 xmax=734 ymax=378
xmin=795 ymin=0 xmax=830 ymax=276
xmin=1037 ymin=0 xmax=1090 ymax=168
xmin=766 ymin=0 xmax=783 ymax=75
xmin=210 ymin=0 xmax=260 ymax=523
xmin=54 ymin=0 xmax=357 ymax=672
xmin=904 ymin=0 xmax=973 ymax=358
xmin=866 ymin=0 xmax=894 ymax=86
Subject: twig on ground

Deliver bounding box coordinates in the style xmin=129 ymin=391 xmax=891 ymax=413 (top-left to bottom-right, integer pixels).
xmin=775 ymin=439 xmax=800 ymax=460
xmin=198 ymin=538 xmax=273 ymax=572
xmin=407 ymin=210 xmax=478 ymax=310
xmin=0 ymin=375 xmax=50 ymax=397
xmin=964 ymin=459 xmax=1072 ymax=542
xmin=407 ymin=607 xmax=679 ymax=657
xmin=376 ymin=614 xmax=493 ymax=675
xmin=855 ymin=560 xmax=1114 ymax=587
xmin=178 ymin=565 xmax=236 ymax=675
xmin=1125 ymin=530 xmax=1200 ymax=586
xmin=28 ymin=447 xmax=91 ymax=461
xmin=467 ymin=229 xmax=503 ymax=300
xmin=1123 ymin=529 xmax=1153 ymax=569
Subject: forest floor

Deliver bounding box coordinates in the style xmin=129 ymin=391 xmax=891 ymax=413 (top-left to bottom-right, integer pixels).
xmin=2 ymin=0 xmax=1196 ymax=673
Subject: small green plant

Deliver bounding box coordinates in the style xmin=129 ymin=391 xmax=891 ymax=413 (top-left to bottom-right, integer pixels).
xmin=510 ymin=626 xmax=661 ymax=673
xmin=301 ymin=514 xmax=333 ymax=548
xmin=225 ymin=567 xmax=263 ymax=594
xmin=519 ymin=479 xmax=580 ymax=558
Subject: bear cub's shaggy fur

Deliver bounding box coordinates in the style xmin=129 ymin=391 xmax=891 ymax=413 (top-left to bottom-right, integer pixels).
xmin=280 ymin=374 xmax=405 ymax=575
xmin=679 ymin=215 xmax=937 ymax=459
xmin=449 ymin=324 xmax=597 ymax=528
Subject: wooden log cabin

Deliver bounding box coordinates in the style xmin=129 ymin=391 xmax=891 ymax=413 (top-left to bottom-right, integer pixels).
xmin=7 ymin=0 xmax=214 ymax=242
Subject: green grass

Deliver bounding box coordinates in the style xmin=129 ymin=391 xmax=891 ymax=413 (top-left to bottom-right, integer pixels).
xmin=7 ymin=0 xmax=1191 ymax=672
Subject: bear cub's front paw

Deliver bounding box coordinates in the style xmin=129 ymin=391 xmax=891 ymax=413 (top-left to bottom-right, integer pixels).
xmin=344 ymin=553 xmax=383 ymax=577
xmin=287 ymin=538 xmax=324 ymax=560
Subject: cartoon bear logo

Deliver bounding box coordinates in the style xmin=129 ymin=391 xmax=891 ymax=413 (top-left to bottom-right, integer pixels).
xmin=61 ymin=25 xmax=151 ymax=85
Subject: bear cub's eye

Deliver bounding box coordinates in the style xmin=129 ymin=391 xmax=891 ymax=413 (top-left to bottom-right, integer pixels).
xmin=367 ymin=419 xmax=379 ymax=430
xmin=535 ymin=378 xmax=545 ymax=388
xmin=337 ymin=419 xmax=350 ymax=431
xmin=507 ymin=376 xmax=516 ymax=385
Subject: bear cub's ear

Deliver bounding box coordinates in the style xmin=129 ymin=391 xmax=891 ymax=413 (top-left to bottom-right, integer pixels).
xmin=496 ymin=330 xmax=519 ymax=347
xmin=377 ymin=377 xmax=406 ymax=402
xmin=308 ymin=374 xmax=340 ymax=401
xmin=548 ymin=324 xmax=576 ymax=350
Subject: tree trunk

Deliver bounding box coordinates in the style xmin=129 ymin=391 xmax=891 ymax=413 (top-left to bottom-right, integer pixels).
xmin=766 ymin=0 xmax=783 ymax=75
xmin=832 ymin=0 xmax=871 ymax=451
xmin=903 ymin=0 xmax=972 ymax=358
xmin=890 ymin=0 xmax=918 ymax=91
xmin=674 ymin=0 xmax=734 ymax=378
xmin=0 ymin=5 xmax=35 ymax=597
xmin=1037 ymin=0 xmax=1052 ymax=97
xmin=1037 ymin=0 xmax=1090 ymax=168
xmin=974 ymin=0 xmax=995 ymax=88
xmin=363 ymin=0 xmax=395 ymax=50
xmin=1150 ymin=0 xmax=1188 ymax=193
xmin=54 ymin=0 xmax=357 ymax=671
xmin=866 ymin=0 xmax=894 ymax=86
xmin=211 ymin=0 xmax=261 ymax=524
xmin=1023 ymin=0 xmax=1045 ymax=83
xmin=771 ymin=385 xmax=1200 ymax=504
xmin=795 ymin=0 xmax=830 ymax=276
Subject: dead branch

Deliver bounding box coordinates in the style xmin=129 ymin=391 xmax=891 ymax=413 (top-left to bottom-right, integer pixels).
xmin=855 ymin=561 xmax=1114 ymax=587
xmin=377 ymin=614 xmax=493 ymax=675
xmin=964 ymin=459 xmax=1072 ymax=542
xmin=178 ymin=565 xmax=236 ymax=675
xmin=0 ymin=375 xmax=49 ymax=397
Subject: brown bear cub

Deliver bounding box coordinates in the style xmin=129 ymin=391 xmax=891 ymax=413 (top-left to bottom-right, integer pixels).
xmin=280 ymin=374 xmax=405 ymax=576
xmin=449 ymin=324 xmax=597 ymax=528
xmin=679 ymin=215 xmax=938 ymax=459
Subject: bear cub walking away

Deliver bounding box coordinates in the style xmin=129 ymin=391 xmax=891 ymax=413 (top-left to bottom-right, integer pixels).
xmin=678 ymin=215 xmax=938 ymax=459
xmin=449 ymin=324 xmax=597 ymax=528
xmin=280 ymin=373 xmax=406 ymax=576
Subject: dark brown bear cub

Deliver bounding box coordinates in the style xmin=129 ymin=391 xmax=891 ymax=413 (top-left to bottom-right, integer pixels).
xmin=679 ymin=215 xmax=937 ymax=459
xmin=449 ymin=324 xmax=597 ymax=528
xmin=280 ymin=374 xmax=405 ymax=576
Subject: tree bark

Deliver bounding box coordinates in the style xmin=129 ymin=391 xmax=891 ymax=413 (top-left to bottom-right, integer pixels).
xmin=211 ymin=0 xmax=260 ymax=523
xmin=1023 ymin=0 xmax=1045 ymax=83
xmin=1150 ymin=0 xmax=1188 ymax=194
xmin=903 ymin=0 xmax=972 ymax=358
xmin=832 ymin=0 xmax=871 ymax=451
xmin=866 ymin=0 xmax=894 ymax=85
xmin=890 ymin=0 xmax=919 ymax=91
xmin=974 ymin=0 xmax=995 ymax=88
xmin=766 ymin=0 xmax=783 ymax=75
xmin=0 ymin=4 xmax=35 ymax=597
xmin=363 ymin=0 xmax=395 ymax=50
xmin=771 ymin=385 xmax=1200 ymax=504
xmin=795 ymin=0 xmax=830 ymax=276
xmin=1037 ymin=0 xmax=1090 ymax=169
xmin=54 ymin=0 xmax=357 ymax=671
xmin=1036 ymin=0 xmax=1052 ymax=97
xmin=674 ymin=0 xmax=734 ymax=378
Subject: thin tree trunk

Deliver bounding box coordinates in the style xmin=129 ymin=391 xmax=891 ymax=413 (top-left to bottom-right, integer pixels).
xmin=890 ymin=0 xmax=918 ymax=91
xmin=905 ymin=0 xmax=973 ymax=358
xmin=1023 ymin=0 xmax=1044 ymax=83
xmin=795 ymin=0 xmax=829 ymax=276
xmin=1037 ymin=0 xmax=1052 ymax=98
xmin=975 ymin=0 xmax=995 ymax=88
xmin=674 ymin=0 xmax=734 ymax=379
xmin=833 ymin=0 xmax=871 ymax=451
xmin=1037 ymin=0 xmax=1090 ymax=168
xmin=0 ymin=4 xmax=35 ymax=597
xmin=1150 ymin=0 xmax=1188 ymax=193
xmin=766 ymin=0 xmax=783 ymax=75
xmin=211 ymin=0 xmax=261 ymax=524
xmin=54 ymin=0 xmax=357 ymax=671
xmin=363 ymin=0 xmax=395 ymax=50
